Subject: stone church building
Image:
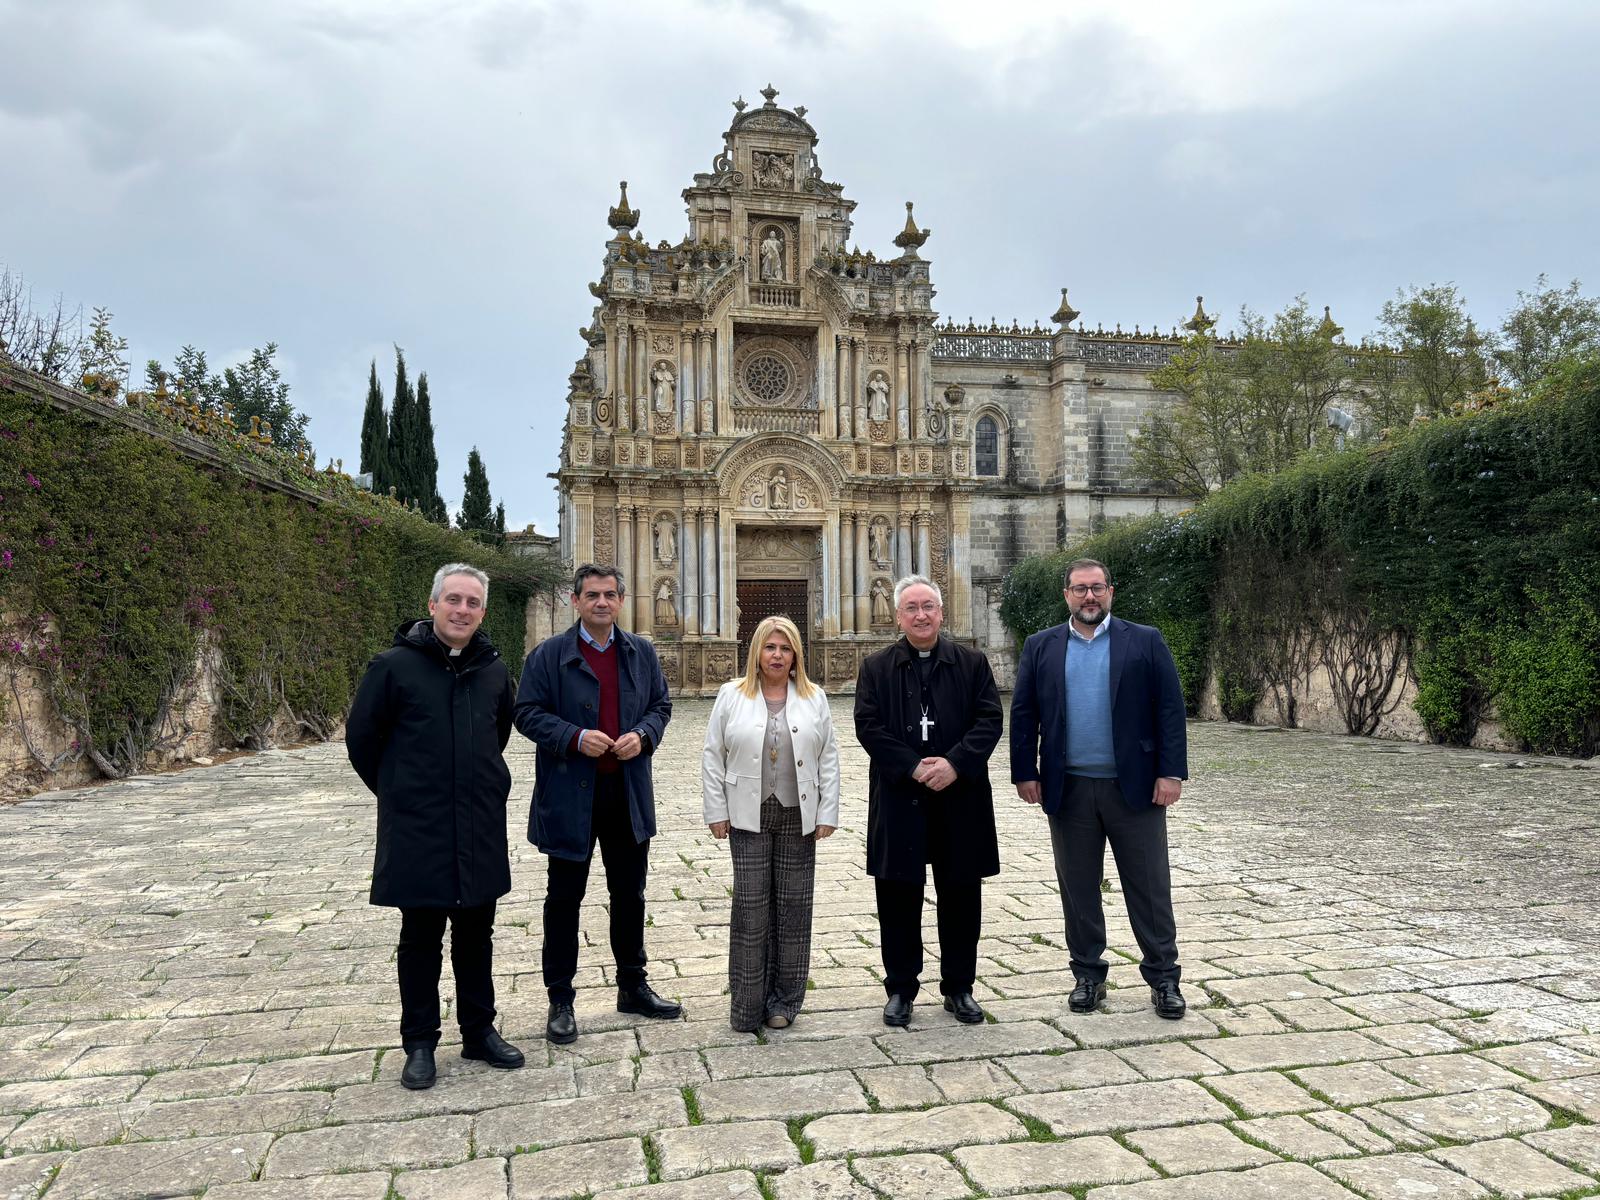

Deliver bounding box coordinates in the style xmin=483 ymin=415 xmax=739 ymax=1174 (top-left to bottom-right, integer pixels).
xmin=554 ymin=88 xmax=1192 ymax=691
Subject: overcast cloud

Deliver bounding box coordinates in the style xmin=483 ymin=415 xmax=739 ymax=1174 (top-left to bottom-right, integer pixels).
xmin=3 ymin=0 xmax=1596 ymax=532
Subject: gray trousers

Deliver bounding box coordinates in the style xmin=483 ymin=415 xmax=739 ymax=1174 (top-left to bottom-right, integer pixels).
xmin=727 ymin=795 xmax=816 ymax=1031
xmin=1048 ymin=774 xmax=1180 ymax=987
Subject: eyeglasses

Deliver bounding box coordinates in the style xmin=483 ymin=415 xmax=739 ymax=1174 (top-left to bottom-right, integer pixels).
xmin=1067 ymin=583 xmax=1109 ymax=597
xmin=898 ymin=603 xmax=941 ymax=615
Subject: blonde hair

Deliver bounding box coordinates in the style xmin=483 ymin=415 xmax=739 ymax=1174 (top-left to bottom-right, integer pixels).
xmin=737 ymin=615 xmax=817 ymax=700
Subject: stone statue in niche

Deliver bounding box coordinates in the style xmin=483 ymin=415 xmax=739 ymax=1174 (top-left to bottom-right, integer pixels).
xmin=652 ymin=363 xmax=676 ymax=416
xmin=655 ymin=579 xmax=677 ymax=625
xmin=759 ymin=228 xmax=784 ymax=282
xmin=871 ymin=578 xmax=892 ymax=624
xmin=654 ymin=515 xmax=676 ymax=563
xmin=867 ymin=373 xmax=890 ymax=423
xmin=869 ymin=519 xmax=890 ymax=566
xmin=767 ymin=467 xmax=790 ymax=509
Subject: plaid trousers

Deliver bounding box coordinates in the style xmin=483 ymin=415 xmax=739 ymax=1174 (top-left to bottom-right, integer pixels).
xmin=726 ymin=795 xmax=816 ymax=1032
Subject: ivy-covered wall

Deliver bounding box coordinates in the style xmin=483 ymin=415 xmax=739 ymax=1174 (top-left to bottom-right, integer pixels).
xmin=0 ymin=378 xmax=556 ymax=788
xmin=999 ymin=358 xmax=1600 ymax=757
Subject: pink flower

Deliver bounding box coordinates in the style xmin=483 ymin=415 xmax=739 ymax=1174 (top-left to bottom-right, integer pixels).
xmin=1 ymin=549 xmax=11 ymax=568
xmin=25 ymin=473 xmax=40 ymax=489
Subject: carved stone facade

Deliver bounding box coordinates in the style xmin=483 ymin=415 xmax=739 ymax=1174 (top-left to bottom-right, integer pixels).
xmin=557 ymin=89 xmax=1189 ymax=691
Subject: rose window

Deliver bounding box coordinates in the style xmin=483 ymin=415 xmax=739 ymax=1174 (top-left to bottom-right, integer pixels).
xmin=743 ymin=353 xmax=791 ymax=403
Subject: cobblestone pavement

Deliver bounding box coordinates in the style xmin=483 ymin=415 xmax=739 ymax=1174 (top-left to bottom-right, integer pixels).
xmin=4 ymin=699 xmax=1600 ymax=1200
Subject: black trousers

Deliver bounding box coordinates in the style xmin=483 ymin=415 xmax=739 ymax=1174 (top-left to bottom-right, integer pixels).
xmin=1049 ymin=774 xmax=1179 ymax=987
xmin=397 ymin=900 xmax=497 ymax=1051
xmin=875 ymin=867 xmax=981 ymax=1002
xmin=543 ymin=772 xmax=650 ymax=1004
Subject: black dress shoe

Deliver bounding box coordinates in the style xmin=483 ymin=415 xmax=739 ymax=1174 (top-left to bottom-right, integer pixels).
xmin=462 ymin=1028 xmax=525 ymax=1069
xmin=882 ymin=994 xmax=913 ymax=1027
xmin=617 ymin=983 xmax=682 ymax=1019
xmin=1151 ymin=982 xmax=1186 ymax=1020
xmin=1068 ymin=977 xmax=1107 ymax=1013
xmin=943 ymin=992 xmax=985 ymax=1024
xmin=400 ymin=1046 xmax=435 ymax=1090
xmin=546 ymin=1001 xmax=578 ymax=1045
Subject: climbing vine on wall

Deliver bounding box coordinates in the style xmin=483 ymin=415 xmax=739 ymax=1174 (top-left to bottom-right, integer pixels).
xmin=0 ymin=387 xmax=554 ymax=778
xmin=1000 ymin=358 xmax=1600 ymax=755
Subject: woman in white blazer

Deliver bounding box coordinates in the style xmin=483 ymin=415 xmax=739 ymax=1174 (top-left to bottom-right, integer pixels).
xmin=702 ymin=614 xmax=841 ymax=1032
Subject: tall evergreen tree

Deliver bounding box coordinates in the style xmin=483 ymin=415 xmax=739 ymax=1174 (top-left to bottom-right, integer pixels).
xmin=359 ymin=360 xmax=389 ymax=489
xmin=388 ymin=347 xmax=416 ymax=501
xmin=414 ymin=372 xmax=447 ymax=524
xmin=493 ymin=501 xmax=507 ymax=548
xmin=457 ymin=447 xmax=495 ymax=541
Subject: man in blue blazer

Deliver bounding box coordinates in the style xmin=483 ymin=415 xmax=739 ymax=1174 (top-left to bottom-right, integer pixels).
xmin=515 ymin=563 xmax=679 ymax=1044
xmin=1009 ymin=558 xmax=1189 ymax=1019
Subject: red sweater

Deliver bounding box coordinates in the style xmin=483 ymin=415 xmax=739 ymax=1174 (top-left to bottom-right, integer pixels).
xmin=577 ymin=637 xmax=622 ymax=774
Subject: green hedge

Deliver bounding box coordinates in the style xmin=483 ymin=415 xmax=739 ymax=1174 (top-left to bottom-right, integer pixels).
xmin=999 ymin=357 xmax=1600 ymax=755
xmin=0 ymin=388 xmax=556 ymax=777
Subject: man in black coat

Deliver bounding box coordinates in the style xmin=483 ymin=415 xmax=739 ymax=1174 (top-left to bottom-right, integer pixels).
xmin=1010 ymin=557 xmax=1190 ymax=1020
xmin=347 ymin=563 xmax=524 ymax=1090
xmin=514 ymin=563 xmax=678 ymax=1045
xmin=855 ymin=574 xmax=1004 ymax=1027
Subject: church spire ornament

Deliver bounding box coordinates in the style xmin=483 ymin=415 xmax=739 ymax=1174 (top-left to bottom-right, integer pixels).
xmin=607 ymin=180 xmax=639 ymax=232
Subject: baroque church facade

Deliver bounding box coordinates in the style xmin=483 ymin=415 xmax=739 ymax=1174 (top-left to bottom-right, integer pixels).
xmin=554 ymin=88 xmax=1190 ymax=691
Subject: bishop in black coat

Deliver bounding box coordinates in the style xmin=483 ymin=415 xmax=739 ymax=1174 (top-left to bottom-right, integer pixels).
xmin=854 ymin=577 xmax=1003 ymax=1025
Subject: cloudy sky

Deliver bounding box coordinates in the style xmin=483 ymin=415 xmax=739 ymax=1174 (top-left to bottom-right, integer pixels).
xmin=4 ymin=0 xmax=1597 ymax=532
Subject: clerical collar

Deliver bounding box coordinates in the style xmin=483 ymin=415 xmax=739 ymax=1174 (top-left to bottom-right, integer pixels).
xmin=449 ymin=645 xmax=463 ymax=657
xmin=917 ymin=649 xmax=932 ymax=658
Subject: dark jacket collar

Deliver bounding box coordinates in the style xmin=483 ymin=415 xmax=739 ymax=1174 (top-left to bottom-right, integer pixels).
xmin=893 ymin=633 xmax=949 ymax=667
xmin=394 ymin=618 xmax=498 ymax=669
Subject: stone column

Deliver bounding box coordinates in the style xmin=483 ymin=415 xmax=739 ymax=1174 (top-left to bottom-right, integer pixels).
xmin=949 ymin=493 xmax=973 ymax=638
xmin=699 ymin=510 xmax=717 ymax=636
xmin=896 ymin=511 xmax=912 ymax=580
xmin=679 ymin=337 xmax=695 ymax=436
xmin=572 ymin=483 xmax=595 ymax=562
xmin=720 ymin=513 xmax=737 ymax=638
xmin=853 ymin=338 xmax=868 ymax=442
xmin=822 ymin=509 xmax=841 ymax=637
xmin=895 ymin=341 xmax=911 ymax=442
xmin=837 ymin=512 xmax=855 ymax=635
xmin=918 ymin=339 xmax=934 ymax=444
xmin=635 ymin=327 xmax=650 ymax=432
xmin=616 ymin=502 xmax=634 ymax=628
xmin=634 ymin=506 xmax=651 ymax=635
xmin=915 ymin=339 xmax=928 ymax=441
xmin=854 ymin=512 xmax=870 ymax=634
xmin=701 ymin=331 xmax=717 ymax=435
xmin=914 ymin=511 xmax=931 ymax=578
xmin=681 ymin=505 xmax=699 ymax=635
xmin=616 ymin=323 xmax=631 ymax=432
xmin=835 ymin=335 xmax=851 ymax=440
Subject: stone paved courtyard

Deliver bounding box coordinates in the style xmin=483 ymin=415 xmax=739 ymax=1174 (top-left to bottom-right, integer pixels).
xmin=3 ymin=699 xmax=1600 ymax=1200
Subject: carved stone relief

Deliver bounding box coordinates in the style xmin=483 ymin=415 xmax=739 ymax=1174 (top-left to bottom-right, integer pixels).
xmin=752 ymin=150 xmax=795 ymax=189
xmin=731 ymin=333 xmax=814 ymax=409
xmin=871 ymin=451 xmax=891 ymax=475
xmin=594 ymin=441 xmax=613 ymax=466
xmin=618 ymin=442 xmax=632 ymax=464
xmin=739 ymin=464 xmax=820 ymax=511
xmin=930 ymin=512 xmax=950 ymax=590
xmin=827 ymin=647 xmax=856 ymax=683
xmin=868 ymin=420 xmax=893 ymax=444
xmin=593 ymin=508 xmax=615 ymax=565
xmin=867 ymin=344 xmax=890 ymax=365
xmin=651 ymin=332 xmax=677 ymax=355
xmin=707 ymin=650 xmax=736 ymax=681
xmin=657 ymin=647 xmax=680 ymax=687
xmin=654 ymin=513 xmax=677 ymax=563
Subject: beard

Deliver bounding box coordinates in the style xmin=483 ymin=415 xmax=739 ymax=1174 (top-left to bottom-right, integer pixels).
xmin=1070 ymin=604 xmax=1108 ymax=626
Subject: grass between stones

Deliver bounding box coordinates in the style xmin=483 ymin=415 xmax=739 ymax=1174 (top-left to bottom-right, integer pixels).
xmin=785 ymin=1117 xmax=817 ymax=1164
xmin=1547 ymin=1104 xmax=1591 ymax=1128
xmin=682 ymin=1085 xmax=703 ymax=1125
xmin=642 ymin=1133 xmax=664 ymax=1183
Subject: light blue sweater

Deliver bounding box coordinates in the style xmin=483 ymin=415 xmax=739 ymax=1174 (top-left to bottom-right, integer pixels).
xmin=1065 ymin=624 xmax=1116 ymax=778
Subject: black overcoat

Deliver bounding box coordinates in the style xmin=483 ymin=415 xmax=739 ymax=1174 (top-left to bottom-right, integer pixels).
xmin=854 ymin=635 xmax=1004 ymax=883
xmin=513 ymin=623 xmax=672 ymax=862
xmin=346 ymin=620 xmax=515 ymax=909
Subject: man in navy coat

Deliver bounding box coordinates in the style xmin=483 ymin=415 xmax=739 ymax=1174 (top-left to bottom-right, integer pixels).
xmin=514 ymin=563 xmax=679 ymax=1044
xmin=1009 ymin=558 xmax=1190 ymax=1019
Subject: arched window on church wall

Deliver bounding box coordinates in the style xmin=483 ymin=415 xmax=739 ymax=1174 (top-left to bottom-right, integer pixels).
xmin=975 ymin=415 xmax=1000 ymax=477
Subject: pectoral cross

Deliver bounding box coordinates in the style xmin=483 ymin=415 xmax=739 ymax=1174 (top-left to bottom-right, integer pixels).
xmin=918 ymin=707 xmax=935 ymax=743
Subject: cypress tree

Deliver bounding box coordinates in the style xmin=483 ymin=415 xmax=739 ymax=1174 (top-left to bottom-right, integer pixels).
xmin=358 ymin=360 xmax=389 ymax=489
xmin=457 ymin=448 xmax=495 ymax=540
xmin=414 ymin=372 xmax=447 ymax=524
xmin=388 ymin=348 xmax=415 ymax=503
xmin=493 ymin=501 xmax=507 ymax=548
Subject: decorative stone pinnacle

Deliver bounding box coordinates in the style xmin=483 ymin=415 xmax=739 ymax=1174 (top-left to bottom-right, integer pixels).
xmin=607 ymin=180 xmax=639 ymax=232
xmin=893 ymin=201 xmax=930 ymax=255
xmin=733 ymin=96 xmax=746 ymax=112
xmin=794 ymin=105 xmax=807 ymax=118
xmin=1052 ymin=287 xmax=1080 ymax=327
xmin=1183 ymin=295 xmax=1215 ymax=333
xmin=761 ymin=84 xmax=778 ymax=106
xmin=1317 ymin=304 xmax=1344 ymax=340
